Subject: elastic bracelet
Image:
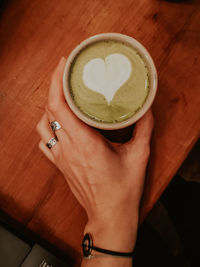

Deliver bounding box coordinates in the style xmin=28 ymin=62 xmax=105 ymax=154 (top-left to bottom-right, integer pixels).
xmin=82 ymin=233 xmax=134 ymax=259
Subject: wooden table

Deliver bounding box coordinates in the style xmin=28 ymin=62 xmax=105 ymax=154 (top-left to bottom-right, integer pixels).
xmin=0 ymin=0 xmax=200 ymax=265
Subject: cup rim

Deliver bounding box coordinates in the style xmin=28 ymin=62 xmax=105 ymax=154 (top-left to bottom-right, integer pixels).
xmin=63 ymin=33 xmax=157 ymax=130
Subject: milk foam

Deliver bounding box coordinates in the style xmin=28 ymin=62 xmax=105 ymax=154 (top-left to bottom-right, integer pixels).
xmin=83 ymin=53 xmax=132 ymax=103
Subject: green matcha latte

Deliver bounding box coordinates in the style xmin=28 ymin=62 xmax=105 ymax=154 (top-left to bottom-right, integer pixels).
xmin=69 ymin=40 xmax=149 ymax=123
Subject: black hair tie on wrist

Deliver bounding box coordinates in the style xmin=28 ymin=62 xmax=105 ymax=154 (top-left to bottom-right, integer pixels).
xmin=82 ymin=233 xmax=134 ymax=258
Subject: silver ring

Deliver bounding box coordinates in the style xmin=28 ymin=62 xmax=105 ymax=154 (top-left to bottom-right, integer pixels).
xmin=46 ymin=137 xmax=58 ymax=149
xmin=50 ymin=120 xmax=61 ymax=132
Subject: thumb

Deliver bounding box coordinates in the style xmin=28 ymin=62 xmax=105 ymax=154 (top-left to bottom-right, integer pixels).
xmin=126 ymin=109 xmax=154 ymax=149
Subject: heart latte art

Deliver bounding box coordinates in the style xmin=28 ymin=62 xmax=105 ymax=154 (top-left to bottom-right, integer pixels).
xmin=83 ymin=53 xmax=132 ymax=103
xmin=69 ymin=40 xmax=149 ymax=123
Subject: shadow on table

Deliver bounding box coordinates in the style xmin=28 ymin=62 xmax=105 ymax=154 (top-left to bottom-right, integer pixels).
xmin=134 ymin=175 xmax=200 ymax=267
xmin=0 ymin=210 xmax=76 ymax=266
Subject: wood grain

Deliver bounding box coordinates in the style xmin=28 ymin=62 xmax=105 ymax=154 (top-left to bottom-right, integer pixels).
xmin=0 ymin=0 xmax=200 ymax=265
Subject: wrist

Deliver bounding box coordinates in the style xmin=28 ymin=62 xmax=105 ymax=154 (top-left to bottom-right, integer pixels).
xmin=84 ymin=213 xmax=139 ymax=253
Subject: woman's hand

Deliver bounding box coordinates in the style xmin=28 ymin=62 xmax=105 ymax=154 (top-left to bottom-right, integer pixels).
xmin=36 ymin=57 xmax=154 ymax=256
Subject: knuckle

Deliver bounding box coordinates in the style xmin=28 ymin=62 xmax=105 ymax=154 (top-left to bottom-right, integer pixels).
xmin=136 ymin=142 xmax=150 ymax=157
xmin=148 ymin=111 xmax=154 ymax=127
xmin=47 ymin=100 xmax=59 ymax=114
xmin=36 ymin=121 xmax=42 ymax=133
xmin=38 ymin=141 xmax=42 ymax=150
xmin=141 ymin=144 xmax=150 ymax=160
xmin=144 ymin=145 xmax=150 ymax=158
xmin=38 ymin=141 xmax=45 ymax=153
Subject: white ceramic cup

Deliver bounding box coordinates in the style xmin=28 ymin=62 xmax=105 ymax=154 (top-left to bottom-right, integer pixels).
xmin=63 ymin=33 xmax=157 ymax=130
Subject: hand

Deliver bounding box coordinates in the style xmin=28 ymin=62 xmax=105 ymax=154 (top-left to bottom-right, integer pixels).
xmin=36 ymin=57 xmax=154 ymax=255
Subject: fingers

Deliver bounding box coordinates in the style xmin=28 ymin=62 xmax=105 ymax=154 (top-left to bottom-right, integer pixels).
xmin=47 ymin=57 xmax=101 ymax=142
xmin=36 ymin=113 xmax=60 ymax=154
xmin=46 ymin=108 xmax=72 ymax=145
xmin=47 ymin=57 xmax=82 ymax=131
xmin=48 ymin=57 xmax=67 ymax=110
xmin=38 ymin=140 xmax=55 ymax=163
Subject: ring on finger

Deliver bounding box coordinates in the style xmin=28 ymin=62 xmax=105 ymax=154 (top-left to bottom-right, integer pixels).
xmin=50 ymin=120 xmax=61 ymax=132
xmin=46 ymin=137 xmax=58 ymax=149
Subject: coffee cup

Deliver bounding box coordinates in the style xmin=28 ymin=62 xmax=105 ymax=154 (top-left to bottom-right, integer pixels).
xmin=63 ymin=33 xmax=157 ymax=132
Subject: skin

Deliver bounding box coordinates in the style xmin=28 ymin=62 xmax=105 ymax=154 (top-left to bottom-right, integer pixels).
xmin=36 ymin=57 xmax=154 ymax=267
